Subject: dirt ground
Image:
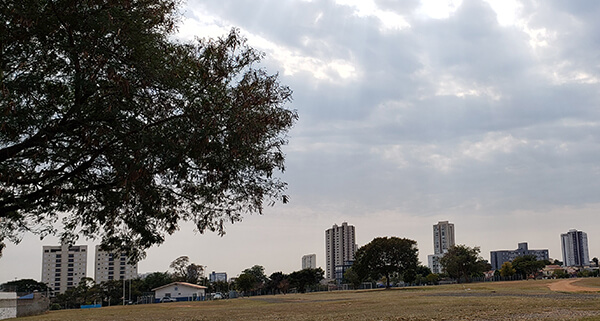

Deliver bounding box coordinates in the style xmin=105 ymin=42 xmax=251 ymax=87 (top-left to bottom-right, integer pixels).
xmin=548 ymin=279 xmax=600 ymax=292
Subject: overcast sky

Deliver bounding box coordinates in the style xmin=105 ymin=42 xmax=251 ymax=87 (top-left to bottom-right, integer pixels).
xmin=2 ymin=0 xmax=600 ymax=283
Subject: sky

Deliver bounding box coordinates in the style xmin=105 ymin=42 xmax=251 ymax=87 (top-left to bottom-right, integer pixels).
xmin=2 ymin=0 xmax=600 ymax=283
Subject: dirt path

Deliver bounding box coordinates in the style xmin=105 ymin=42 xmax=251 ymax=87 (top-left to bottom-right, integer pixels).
xmin=548 ymin=279 xmax=600 ymax=292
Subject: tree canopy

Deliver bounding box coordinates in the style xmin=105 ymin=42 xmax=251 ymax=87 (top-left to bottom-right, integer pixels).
xmin=169 ymin=256 xmax=204 ymax=284
xmin=352 ymin=237 xmax=419 ymax=288
xmin=288 ymin=268 xmax=324 ymax=293
xmin=0 ymin=0 xmax=297 ymax=260
xmin=511 ymin=255 xmax=545 ymax=278
xmin=439 ymin=245 xmax=488 ymax=283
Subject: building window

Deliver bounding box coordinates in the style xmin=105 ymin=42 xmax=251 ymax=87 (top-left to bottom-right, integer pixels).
xmin=54 ymin=278 xmax=60 ymax=281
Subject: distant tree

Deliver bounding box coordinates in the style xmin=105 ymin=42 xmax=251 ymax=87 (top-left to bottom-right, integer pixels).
xmin=353 ymin=237 xmax=419 ymax=288
xmin=343 ymin=267 xmax=362 ymax=289
xmin=242 ymin=265 xmax=268 ymax=292
xmin=55 ymin=277 xmax=101 ymax=308
xmin=593 ymin=257 xmax=599 ymax=267
xmin=512 ymin=255 xmax=545 ymax=278
xmin=266 ymin=272 xmax=288 ymax=294
xmin=439 ymin=245 xmax=487 ymax=283
xmin=209 ymin=281 xmax=229 ymax=294
xmin=169 ymin=256 xmax=204 ymax=284
xmin=288 ymin=268 xmax=324 ymax=293
xmin=235 ymin=273 xmax=256 ymax=296
xmin=552 ymin=269 xmax=569 ymax=279
xmin=0 ymin=279 xmax=49 ymax=293
xmin=140 ymin=272 xmax=173 ymax=292
xmin=552 ymin=259 xmax=563 ymax=266
xmin=426 ymin=273 xmax=439 ymax=285
xmin=0 ymin=0 xmax=298 ymax=260
xmin=499 ymin=262 xmax=516 ymax=277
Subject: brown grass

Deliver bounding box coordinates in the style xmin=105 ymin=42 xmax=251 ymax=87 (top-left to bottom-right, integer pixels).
xmin=18 ymin=279 xmax=600 ymax=321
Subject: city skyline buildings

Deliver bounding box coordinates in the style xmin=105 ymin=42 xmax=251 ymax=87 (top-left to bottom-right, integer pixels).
xmin=561 ymin=229 xmax=590 ymax=267
xmin=325 ymin=222 xmax=357 ymax=279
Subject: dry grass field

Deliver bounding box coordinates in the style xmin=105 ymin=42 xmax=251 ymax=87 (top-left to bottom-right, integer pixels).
xmin=19 ymin=279 xmax=600 ymax=321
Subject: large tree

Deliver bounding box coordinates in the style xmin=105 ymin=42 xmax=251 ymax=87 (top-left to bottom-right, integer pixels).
xmin=352 ymin=237 xmax=419 ymax=288
xmin=169 ymin=256 xmax=204 ymax=284
xmin=0 ymin=0 xmax=297 ymax=260
xmin=511 ymin=255 xmax=545 ymax=279
xmin=288 ymin=268 xmax=324 ymax=293
xmin=439 ymin=245 xmax=488 ymax=283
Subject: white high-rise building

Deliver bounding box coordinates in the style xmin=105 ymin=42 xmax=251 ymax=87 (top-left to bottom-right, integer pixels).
xmin=433 ymin=221 xmax=455 ymax=255
xmin=325 ymin=222 xmax=357 ymax=279
xmin=41 ymin=245 xmax=87 ymax=294
xmin=561 ymin=229 xmax=590 ymax=267
xmin=302 ymin=254 xmax=317 ymax=270
xmin=94 ymin=245 xmax=138 ymax=283
xmin=428 ymin=221 xmax=455 ymax=274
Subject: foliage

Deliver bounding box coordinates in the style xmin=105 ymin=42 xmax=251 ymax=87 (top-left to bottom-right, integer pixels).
xmin=0 ymin=0 xmax=297 ymax=260
xmin=353 ymin=237 xmax=419 ymax=288
xmin=169 ymin=256 xmax=204 ymax=284
xmin=343 ymin=267 xmax=362 ymax=289
xmin=234 ymin=273 xmax=256 ymax=295
xmin=54 ymin=277 xmax=102 ymax=308
xmin=242 ymin=265 xmax=268 ymax=285
xmin=499 ymin=261 xmax=516 ymax=277
xmin=552 ymin=269 xmax=569 ymax=279
xmin=0 ymin=278 xmax=49 ymax=293
xmin=511 ymin=255 xmax=545 ymax=278
xmin=208 ymin=281 xmax=229 ymax=294
xmin=439 ymin=245 xmax=487 ymax=283
xmin=266 ymin=272 xmax=288 ymax=294
xmin=593 ymin=257 xmax=599 ymax=267
xmin=288 ymin=268 xmax=324 ymax=293
xmin=140 ymin=272 xmax=173 ymax=292
xmin=426 ymin=273 xmax=439 ymax=285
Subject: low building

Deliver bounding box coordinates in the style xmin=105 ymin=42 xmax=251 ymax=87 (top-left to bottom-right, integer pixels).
xmin=152 ymin=282 xmax=207 ymax=302
xmin=490 ymin=242 xmax=549 ymax=271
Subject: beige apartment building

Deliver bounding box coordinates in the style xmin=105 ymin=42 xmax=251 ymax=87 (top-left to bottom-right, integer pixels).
xmin=41 ymin=245 xmax=87 ymax=294
xmin=94 ymin=245 xmax=138 ymax=283
xmin=325 ymin=222 xmax=357 ymax=280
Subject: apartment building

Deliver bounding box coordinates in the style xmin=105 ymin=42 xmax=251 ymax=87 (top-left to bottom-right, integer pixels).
xmin=325 ymin=222 xmax=357 ymax=279
xmin=427 ymin=221 xmax=455 ymax=274
xmin=490 ymin=242 xmax=549 ymax=270
xmin=561 ymin=229 xmax=590 ymax=267
xmin=302 ymin=254 xmax=316 ymax=270
xmin=94 ymin=245 xmax=138 ymax=283
xmin=41 ymin=245 xmax=87 ymax=294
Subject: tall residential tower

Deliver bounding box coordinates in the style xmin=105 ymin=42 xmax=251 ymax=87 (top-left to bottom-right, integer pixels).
xmin=427 ymin=221 xmax=455 ymax=274
xmin=325 ymin=222 xmax=357 ymax=279
xmin=94 ymin=245 xmax=138 ymax=283
xmin=41 ymin=245 xmax=87 ymax=294
xmin=561 ymin=229 xmax=590 ymax=267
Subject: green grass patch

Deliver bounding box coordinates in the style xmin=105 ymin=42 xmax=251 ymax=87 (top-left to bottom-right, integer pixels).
xmin=18 ymin=279 xmax=600 ymax=321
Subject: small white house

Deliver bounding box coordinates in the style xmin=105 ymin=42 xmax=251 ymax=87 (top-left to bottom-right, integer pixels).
xmin=152 ymin=282 xmax=207 ymax=302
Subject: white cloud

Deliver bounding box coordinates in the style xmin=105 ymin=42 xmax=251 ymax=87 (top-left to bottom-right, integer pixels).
xmin=416 ymin=0 xmax=462 ymax=19
xmin=335 ymin=0 xmax=411 ymax=31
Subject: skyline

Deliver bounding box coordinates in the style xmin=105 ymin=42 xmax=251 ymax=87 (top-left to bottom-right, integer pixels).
xmin=2 ymin=0 xmax=600 ymax=282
